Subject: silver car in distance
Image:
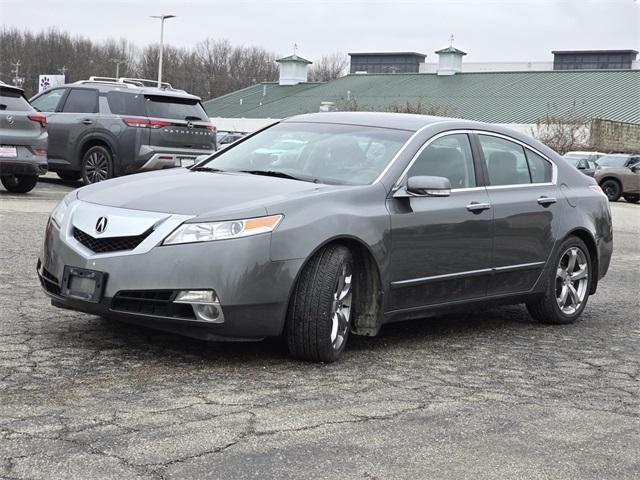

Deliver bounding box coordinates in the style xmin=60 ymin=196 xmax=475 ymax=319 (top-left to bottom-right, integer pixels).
xmin=38 ymin=113 xmax=613 ymax=362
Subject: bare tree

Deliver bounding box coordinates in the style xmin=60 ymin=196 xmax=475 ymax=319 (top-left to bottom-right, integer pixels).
xmin=308 ymin=52 xmax=348 ymax=82
xmin=532 ymin=112 xmax=591 ymax=154
xmin=385 ymin=100 xmax=451 ymax=116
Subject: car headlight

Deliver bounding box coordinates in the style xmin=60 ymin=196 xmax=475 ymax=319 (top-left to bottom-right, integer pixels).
xmin=163 ymin=214 xmax=283 ymax=245
xmin=50 ymin=192 xmax=76 ymax=228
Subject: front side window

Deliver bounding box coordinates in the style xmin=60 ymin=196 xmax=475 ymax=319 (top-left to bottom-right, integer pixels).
xmin=479 ymin=135 xmax=532 ymax=186
xmin=31 ymin=89 xmax=67 ymax=112
xmin=62 ymin=89 xmax=98 ymax=114
xmin=407 ymin=133 xmax=476 ymax=188
xmin=204 ymin=122 xmax=412 ymax=185
xmin=597 ymin=155 xmax=631 ymax=168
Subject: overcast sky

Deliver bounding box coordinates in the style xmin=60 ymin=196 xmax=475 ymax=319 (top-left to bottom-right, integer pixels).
xmin=1 ymin=0 xmax=639 ymax=62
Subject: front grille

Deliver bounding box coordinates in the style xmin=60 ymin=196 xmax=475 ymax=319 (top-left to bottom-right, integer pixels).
xmin=73 ymin=227 xmax=152 ymax=254
xmin=111 ymin=290 xmax=195 ymax=319
xmin=39 ymin=266 xmax=61 ymax=296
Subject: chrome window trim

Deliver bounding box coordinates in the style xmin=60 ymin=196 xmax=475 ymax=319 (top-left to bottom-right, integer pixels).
xmin=390 ymin=128 xmax=558 ymax=191
xmin=373 ymin=124 xmax=434 ymax=184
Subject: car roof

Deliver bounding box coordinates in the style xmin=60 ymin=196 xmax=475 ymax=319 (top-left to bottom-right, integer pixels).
xmin=33 ymin=82 xmax=201 ymax=102
xmin=0 ymin=82 xmax=25 ymax=95
xmin=282 ymin=111 xmax=503 ymax=132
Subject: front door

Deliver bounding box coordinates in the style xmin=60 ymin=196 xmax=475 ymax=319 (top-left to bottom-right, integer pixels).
xmin=387 ymin=132 xmax=493 ymax=312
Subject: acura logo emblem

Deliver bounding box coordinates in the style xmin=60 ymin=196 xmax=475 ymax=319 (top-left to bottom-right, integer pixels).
xmin=95 ymin=216 xmax=108 ymax=234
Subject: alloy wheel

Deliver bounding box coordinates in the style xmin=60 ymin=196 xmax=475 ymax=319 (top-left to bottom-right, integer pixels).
xmin=84 ymin=151 xmax=110 ymax=183
xmin=330 ymin=262 xmax=352 ymax=351
xmin=555 ymin=246 xmax=589 ymax=315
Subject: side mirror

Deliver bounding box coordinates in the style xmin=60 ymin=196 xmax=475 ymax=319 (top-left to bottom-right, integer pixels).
xmin=405 ymin=176 xmax=451 ymax=197
xmin=631 ymin=163 xmax=640 ymax=173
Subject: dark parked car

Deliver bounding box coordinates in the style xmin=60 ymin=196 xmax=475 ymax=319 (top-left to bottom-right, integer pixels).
xmin=562 ymin=152 xmax=602 ymax=177
xmin=594 ymin=153 xmax=640 ymax=202
xmin=29 ymin=77 xmax=215 ymax=184
xmin=216 ymin=131 xmax=246 ymax=149
xmin=38 ymin=113 xmax=613 ymax=362
xmin=0 ymin=82 xmax=48 ymax=193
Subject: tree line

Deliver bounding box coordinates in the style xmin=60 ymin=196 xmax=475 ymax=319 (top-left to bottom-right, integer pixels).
xmin=0 ymin=27 xmax=348 ymax=99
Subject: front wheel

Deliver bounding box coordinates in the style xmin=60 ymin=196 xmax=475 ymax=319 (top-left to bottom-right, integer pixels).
xmin=286 ymin=245 xmax=354 ymax=362
xmin=81 ymin=145 xmax=113 ymax=184
xmin=526 ymin=237 xmax=592 ymax=325
xmin=623 ymin=194 xmax=639 ymax=204
xmin=1 ymin=174 xmax=38 ymax=193
xmin=600 ymin=179 xmax=621 ymax=202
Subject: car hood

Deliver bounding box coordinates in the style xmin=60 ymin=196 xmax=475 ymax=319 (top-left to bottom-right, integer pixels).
xmin=77 ymin=168 xmax=336 ymax=218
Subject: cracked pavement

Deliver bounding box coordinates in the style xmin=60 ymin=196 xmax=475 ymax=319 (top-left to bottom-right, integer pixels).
xmin=1 ymin=175 xmax=638 ymax=479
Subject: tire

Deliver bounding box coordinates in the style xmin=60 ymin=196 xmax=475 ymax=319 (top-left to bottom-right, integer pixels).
xmin=526 ymin=236 xmax=592 ymax=325
xmin=600 ymin=179 xmax=621 ymax=202
xmin=286 ymin=245 xmax=354 ymax=363
xmin=1 ymin=174 xmax=39 ymax=193
xmin=81 ymin=145 xmax=113 ymax=185
xmin=57 ymin=171 xmax=82 ymax=182
xmin=623 ymin=194 xmax=640 ymax=204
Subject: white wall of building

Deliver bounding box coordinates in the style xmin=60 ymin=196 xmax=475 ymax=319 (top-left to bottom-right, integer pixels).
xmin=421 ymin=62 xmax=554 ymax=73
xmin=210 ymin=117 xmax=280 ymax=133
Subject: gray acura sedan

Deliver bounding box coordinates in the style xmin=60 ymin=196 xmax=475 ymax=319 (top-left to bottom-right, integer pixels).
xmin=38 ymin=112 xmax=613 ymax=362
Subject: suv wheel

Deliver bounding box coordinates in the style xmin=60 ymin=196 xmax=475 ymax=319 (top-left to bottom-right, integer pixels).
xmin=286 ymin=245 xmax=354 ymax=363
xmin=57 ymin=171 xmax=82 ymax=182
xmin=526 ymin=236 xmax=592 ymax=325
xmin=623 ymin=194 xmax=639 ymax=204
xmin=600 ymin=179 xmax=621 ymax=202
xmin=81 ymin=146 xmax=113 ymax=184
xmin=1 ymin=174 xmax=38 ymax=193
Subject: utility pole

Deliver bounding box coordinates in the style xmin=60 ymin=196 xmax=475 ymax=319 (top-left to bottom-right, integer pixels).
xmin=110 ymin=58 xmax=125 ymax=78
xmin=11 ymin=61 xmax=23 ymax=87
xmin=151 ymin=14 xmax=176 ymax=87
xmin=58 ymin=65 xmax=67 ymax=79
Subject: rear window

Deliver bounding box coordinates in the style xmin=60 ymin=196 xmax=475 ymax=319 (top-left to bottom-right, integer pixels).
xmin=0 ymin=88 xmax=32 ymax=112
xmin=106 ymin=91 xmax=145 ymax=116
xmin=597 ymin=155 xmax=630 ymax=167
xmin=145 ymin=95 xmax=207 ymax=121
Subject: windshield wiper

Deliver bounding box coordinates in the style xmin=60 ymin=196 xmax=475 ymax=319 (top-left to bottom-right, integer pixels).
xmin=191 ymin=166 xmax=224 ymax=172
xmin=184 ymin=115 xmax=203 ymax=121
xmin=238 ymin=170 xmax=309 ymax=181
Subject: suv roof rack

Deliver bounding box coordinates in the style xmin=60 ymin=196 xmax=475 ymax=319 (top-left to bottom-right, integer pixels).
xmin=119 ymin=77 xmax=175 ymax=89
xmin=74 ymin=77 xmax=184 ymax=92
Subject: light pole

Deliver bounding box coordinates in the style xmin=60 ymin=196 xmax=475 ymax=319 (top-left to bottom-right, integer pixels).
xmin=110 ymin=58 xmax=125 ymax=78
xmin=151 ymin=14 xmax=175 ymax=87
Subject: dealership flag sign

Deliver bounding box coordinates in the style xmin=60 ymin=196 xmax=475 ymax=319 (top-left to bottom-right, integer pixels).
xmin=39 ymin=75 xmax=65 ymax=93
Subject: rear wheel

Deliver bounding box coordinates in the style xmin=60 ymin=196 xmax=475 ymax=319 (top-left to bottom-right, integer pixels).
xmin=600 ymin=179 xmax=621 ymax=202
xmin=81 ymin=145 xmax=113 ymax=184
xmin=286 ymin=245 xmax=354 ymax=362
xmin=1 ymin=174 xmax=38 ymax=193
xmin=623 ymin=194 xmax=639 ymax=204
xmin=526 ymin=236 xmax=592 ymax=325
xmin=57 ymin=171 xmax=82 ymax=182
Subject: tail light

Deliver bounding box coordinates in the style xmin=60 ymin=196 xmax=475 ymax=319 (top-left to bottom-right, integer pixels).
xmin=589 ymin=185 xmax=606 ymax=196
xmin=28 ymin=113 xmax=47 ymax=128
xmin=123 ymin=118 xmax=171 ymax=129
xmin=206 ymin=125 xmax=216 ymax=131
xmin=33 ymin=149 xmax=47 ymax=156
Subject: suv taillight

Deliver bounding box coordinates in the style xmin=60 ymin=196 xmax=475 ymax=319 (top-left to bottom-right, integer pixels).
xmin=206 ymin=125 xmax=216 ymax=131
xmin=28 ymin=113 xmax=47 ymax=128
xmin=123 ymin=117 xmax=171 ymax=129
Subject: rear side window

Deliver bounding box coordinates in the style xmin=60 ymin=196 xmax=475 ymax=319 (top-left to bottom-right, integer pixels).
xmin=62 ymin=89 xmax=98 ymax=113
xmin=31 ymin=89 xmax=66 ymax=112
xmin=145 ymin=95 xmax=207 ymax=121
xmin=479 ymin=135 xmax=531 ymax=186
xmin=0 ymin=88 xmax=32 ymax=111
xmin=106 ymin=91 xmax=145 ymax=116
xmin=408 ymin=133 xmax=476 ymax=188
xmin=525 ymin=149 xmax=553 ymax=183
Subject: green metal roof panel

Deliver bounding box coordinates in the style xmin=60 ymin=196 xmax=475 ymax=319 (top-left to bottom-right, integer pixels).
xmin=204 ymin=70 xmax=640 ymax=124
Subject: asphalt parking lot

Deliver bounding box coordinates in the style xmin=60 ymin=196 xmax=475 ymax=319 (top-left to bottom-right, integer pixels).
xmin=1 ymin=175 xmax=638 ymax=480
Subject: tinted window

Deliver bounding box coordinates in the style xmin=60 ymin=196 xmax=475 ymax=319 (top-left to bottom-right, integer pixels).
xmin=525 ymin=149 xmax=552 ymax=183
xmin=407 ymin=134 xmax=476 ymax=188
xmin=62 ymin=89 xmax=98 ymax=113
xmin=0 ymin=88 xmax=32 ymax=111
xmin=107 ymin=91 xmax=145 ymax=116
xmin=145 ymin=95 xmax=207 ymax=120
xmin=206 ymin=122 xmax=412 ymax=185
xmin=479 ymin=135 xmax=531 ymax=186
xmin=31 ymin=89 xmax=66 ymax=112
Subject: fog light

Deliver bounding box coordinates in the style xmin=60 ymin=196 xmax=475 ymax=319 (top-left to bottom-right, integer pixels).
xmin=174 ymin=289 xmax=224 ymax=323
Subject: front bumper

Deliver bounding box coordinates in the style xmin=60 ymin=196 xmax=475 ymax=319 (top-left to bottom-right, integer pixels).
xmin=38 ymin=203 xmax=303 ymax=340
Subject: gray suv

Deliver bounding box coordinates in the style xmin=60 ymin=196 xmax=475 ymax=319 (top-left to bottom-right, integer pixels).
xmin=29 ymin=77 xmax=215 ymax=184
xmin=0 ymin=82 xmax=48 ymax=193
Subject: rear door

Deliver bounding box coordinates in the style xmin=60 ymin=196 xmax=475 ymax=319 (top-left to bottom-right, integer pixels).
xmin=144 ymin=95 xmax=214 ymax=151
xmin=0 ymin=86 xmax=42 ymax=159
xmin=475 ymin=132 xmax=559 ymax=296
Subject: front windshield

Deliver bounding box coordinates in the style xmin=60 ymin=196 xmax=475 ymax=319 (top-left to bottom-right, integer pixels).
xmin=203 ymin=122 xmax=412 ymax=185
xmin=597 ymin=155 xmax=629 ymax=167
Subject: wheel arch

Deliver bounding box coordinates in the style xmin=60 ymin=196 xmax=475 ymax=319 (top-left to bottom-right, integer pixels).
xmin=284 ymin=235 xmax=385 ymax=337
xmin=598 ymin=176 xmax=622 ymax=187
xmin=566 ymin=227 xmax=599 ymax=295
xmin=76 ymin=135 xmax=118 ymax=170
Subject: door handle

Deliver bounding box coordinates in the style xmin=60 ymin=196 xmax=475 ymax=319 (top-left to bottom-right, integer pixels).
xmin=466 ymin=202 xmax=491 ymax=213
xmin=537 ymin=196 xmax=557 ymax=206
xmin=81 ymin=119 xmax=93 ymax=125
